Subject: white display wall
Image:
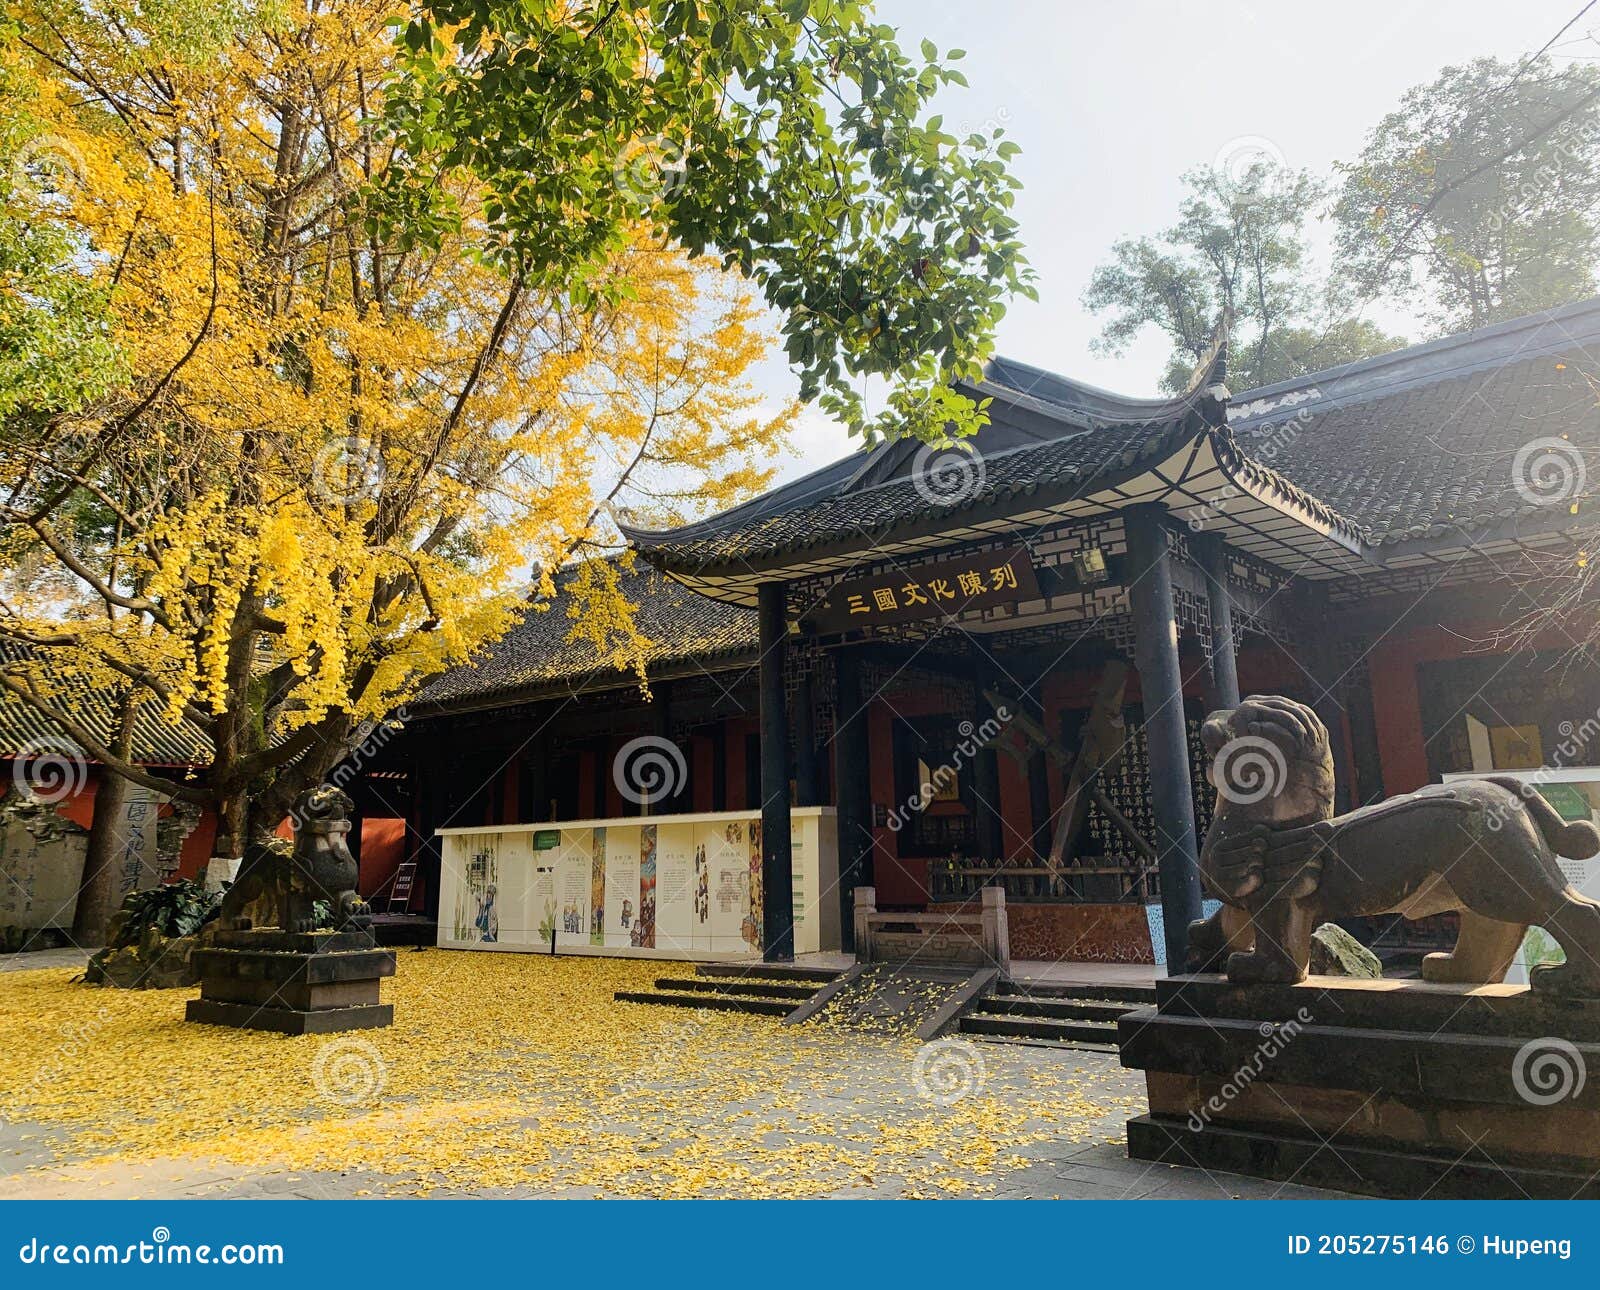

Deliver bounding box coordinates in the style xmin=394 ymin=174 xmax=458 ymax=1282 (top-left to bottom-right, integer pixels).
xmin=436 ymin=807 xmax=839 ymax=958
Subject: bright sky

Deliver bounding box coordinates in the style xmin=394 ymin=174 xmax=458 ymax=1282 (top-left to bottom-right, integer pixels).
xmin=760 ymin=0 xmax=1598 ymax=481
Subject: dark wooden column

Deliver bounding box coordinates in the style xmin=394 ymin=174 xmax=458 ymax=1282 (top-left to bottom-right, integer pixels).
xmin=1124 ymin=506 xmax=1204 ymax=969
xmin=833 ymin=647 xmax=872 ymax=953
xmin=971 ymin=667 xmax=1004 ymax=861
xmin=1293 ymin=582 xmax=1355 ymax=814
xmin=710 ymin=721 xmax=728 ymax=811
xmin=522 ymin=716 xmax=551 ymax=822
xmin=757 ymin=581 xmax=795 ymax=961
xmin=645 ymin=679 xmax=682 ymax=815
xmin=794 ymin=671 xmax=819 ymax=807
xmin=1196 ymin=534 xmax=1241 ymax=711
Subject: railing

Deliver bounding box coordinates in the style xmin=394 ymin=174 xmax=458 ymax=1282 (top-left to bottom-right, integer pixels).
xmin=928 ymin=858 xmax=1155 ymax=905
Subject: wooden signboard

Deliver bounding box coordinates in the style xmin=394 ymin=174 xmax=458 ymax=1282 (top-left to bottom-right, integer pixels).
xmin=808 ymin=546 xmax=1039 ymax=633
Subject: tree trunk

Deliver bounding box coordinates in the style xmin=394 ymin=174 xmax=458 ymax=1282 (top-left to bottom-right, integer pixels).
xmin=71 ymin=696 xmax=137 ymax=946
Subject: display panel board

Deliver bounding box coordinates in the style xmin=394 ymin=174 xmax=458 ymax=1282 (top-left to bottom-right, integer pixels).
xmin=438 ymin=808 xmax=839 ymax=958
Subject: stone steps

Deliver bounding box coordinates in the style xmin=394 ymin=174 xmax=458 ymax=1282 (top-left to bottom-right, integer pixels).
xmin=957 ymin=982 xmax=1151 ymax=1051
xmin=612 ymin=989 xmax=795 ymax=1018
xmin=611 ymin=962 xmax=842 ymax=1019
xmin=650 ymin=976 xmax=817 ymax=1000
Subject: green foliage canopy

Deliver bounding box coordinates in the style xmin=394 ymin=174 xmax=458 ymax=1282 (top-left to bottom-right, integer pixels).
xmin=382 ymin=0 xmax=1034 ymax=444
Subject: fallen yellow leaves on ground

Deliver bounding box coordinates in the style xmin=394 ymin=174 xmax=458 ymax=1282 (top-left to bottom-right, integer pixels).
xmin=0 ymin=953 xmax=1141 ymax=1198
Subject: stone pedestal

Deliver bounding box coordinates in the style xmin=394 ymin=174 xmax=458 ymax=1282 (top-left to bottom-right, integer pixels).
xmin=1118 ymin=974 xmax=1600 ymax=1199
xmin=185 ymin=929 xmax=395 ymax=1035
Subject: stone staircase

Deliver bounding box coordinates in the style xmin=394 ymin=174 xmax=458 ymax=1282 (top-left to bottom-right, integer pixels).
xmin=613 ymin=962 xmax=842 ymax=1018
xmin=958 ymin=980 xmax=1156 ymax=1051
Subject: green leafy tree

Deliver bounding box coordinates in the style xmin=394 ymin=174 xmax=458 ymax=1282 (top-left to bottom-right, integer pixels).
xmin=1084 ymin=162 xmax=1402 ymax=393
xmin=1334 ymin=57 xmax=1600 ymax=332
xmin=385 ymin=0 xmax=1034 ymax=443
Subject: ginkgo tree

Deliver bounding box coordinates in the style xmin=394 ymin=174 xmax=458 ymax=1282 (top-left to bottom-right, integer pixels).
xmin=0 ymin=0 xmax=800 ymax=896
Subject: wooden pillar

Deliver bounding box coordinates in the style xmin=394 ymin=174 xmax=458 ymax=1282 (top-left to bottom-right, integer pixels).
xmin=1293 ymin=583 xmax=1355 ymax=814
xmin=794 ymin=671 xmax=819 ymax=808
xmin=522 ymin=717 xmax=551 ymax=823
xmin=758 ymin=581 xmax=795 ymax=961
xmin=710 ymin=721 xmax=728 ymax=811
xmin=833 ymin=647 xmax=873 ymax=953
xmin=1196 ymin=534 xmax=1241 ymax=711
xmin=645 ymin=680 xmax=681 ymax=816
xmin=972 ymin=667 xmax=1003 ymax=861
xmin=1124 ymin=507 xmax=1203 ymax=969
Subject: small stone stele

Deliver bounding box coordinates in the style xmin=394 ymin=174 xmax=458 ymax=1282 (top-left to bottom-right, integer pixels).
xmin=1308 ymin=923 xmax=1382 ymax=979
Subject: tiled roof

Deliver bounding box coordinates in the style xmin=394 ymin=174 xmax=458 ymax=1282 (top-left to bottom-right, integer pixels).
xmin=1226 ymin=302 xmax=1600 ymax=546
xmin=420 ymin=563 xmax=757 ymax=709
xmin=0 ymin=647 xmax=211 ymax=766
xmin=621 ymin=298 xmax=1600 ymax=571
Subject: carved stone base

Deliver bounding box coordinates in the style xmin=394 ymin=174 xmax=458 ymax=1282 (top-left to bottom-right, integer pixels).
xmin=1118 ymin=974 xmax=1600 ymax=1199
xmin=186 ymin=928 xmax=396 ymax=1035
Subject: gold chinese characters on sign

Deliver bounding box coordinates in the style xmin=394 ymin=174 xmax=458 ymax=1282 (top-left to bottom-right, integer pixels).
xmin=808 ymin=547 xmax=1040 ymax=632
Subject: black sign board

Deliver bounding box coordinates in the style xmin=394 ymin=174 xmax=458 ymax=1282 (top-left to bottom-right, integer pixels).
xmin=807 ymin=546 xmax=1040 ymax=633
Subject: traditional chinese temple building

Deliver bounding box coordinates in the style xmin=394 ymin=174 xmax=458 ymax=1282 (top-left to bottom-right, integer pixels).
xmin=375 ymin=299 xmax=1600 ymax=968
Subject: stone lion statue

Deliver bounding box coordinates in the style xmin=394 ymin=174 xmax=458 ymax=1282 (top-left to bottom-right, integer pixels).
xmin=1187 ymin=695 xmax=1600 ymax=997
xmin=218 ymin=785 xmax=371 ymax=934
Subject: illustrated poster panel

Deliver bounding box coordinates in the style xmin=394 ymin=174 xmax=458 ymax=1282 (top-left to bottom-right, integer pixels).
xmin=590 ymin=827 xmax=607 ymax=945
xmin=555 ymin=828 xmax=593 ymax=948
xmin=603 ymin=826 xmax=641 ymax=947
xmin=703 ymin=819 xmax=750 ymax=954
xmin=530 ymin=842 xmax=558 ymax=948
xmin=633 ymin=825 xmax=656 ymax=948
xmin=448 ymin=833 xmax=501 ymax=946
xmin=654 ymin=822 xmax=696 ymax=952
xmin=746 ymin=818 xmax=763 ymax=953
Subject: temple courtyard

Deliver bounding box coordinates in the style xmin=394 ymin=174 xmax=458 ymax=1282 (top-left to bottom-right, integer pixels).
xmin=0 ymin=951 xmax=1337 ymax=1200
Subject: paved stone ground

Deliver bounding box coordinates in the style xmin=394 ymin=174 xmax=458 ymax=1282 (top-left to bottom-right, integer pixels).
xmin=0 ymin=1037 xmax=1340 ymax=1200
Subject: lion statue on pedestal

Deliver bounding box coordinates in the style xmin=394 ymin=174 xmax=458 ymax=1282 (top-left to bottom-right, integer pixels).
xmin=1187 ymin=694 xmax=1600 ymax=997
xmin=218 ymin=785 xmax=372 ymax=934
